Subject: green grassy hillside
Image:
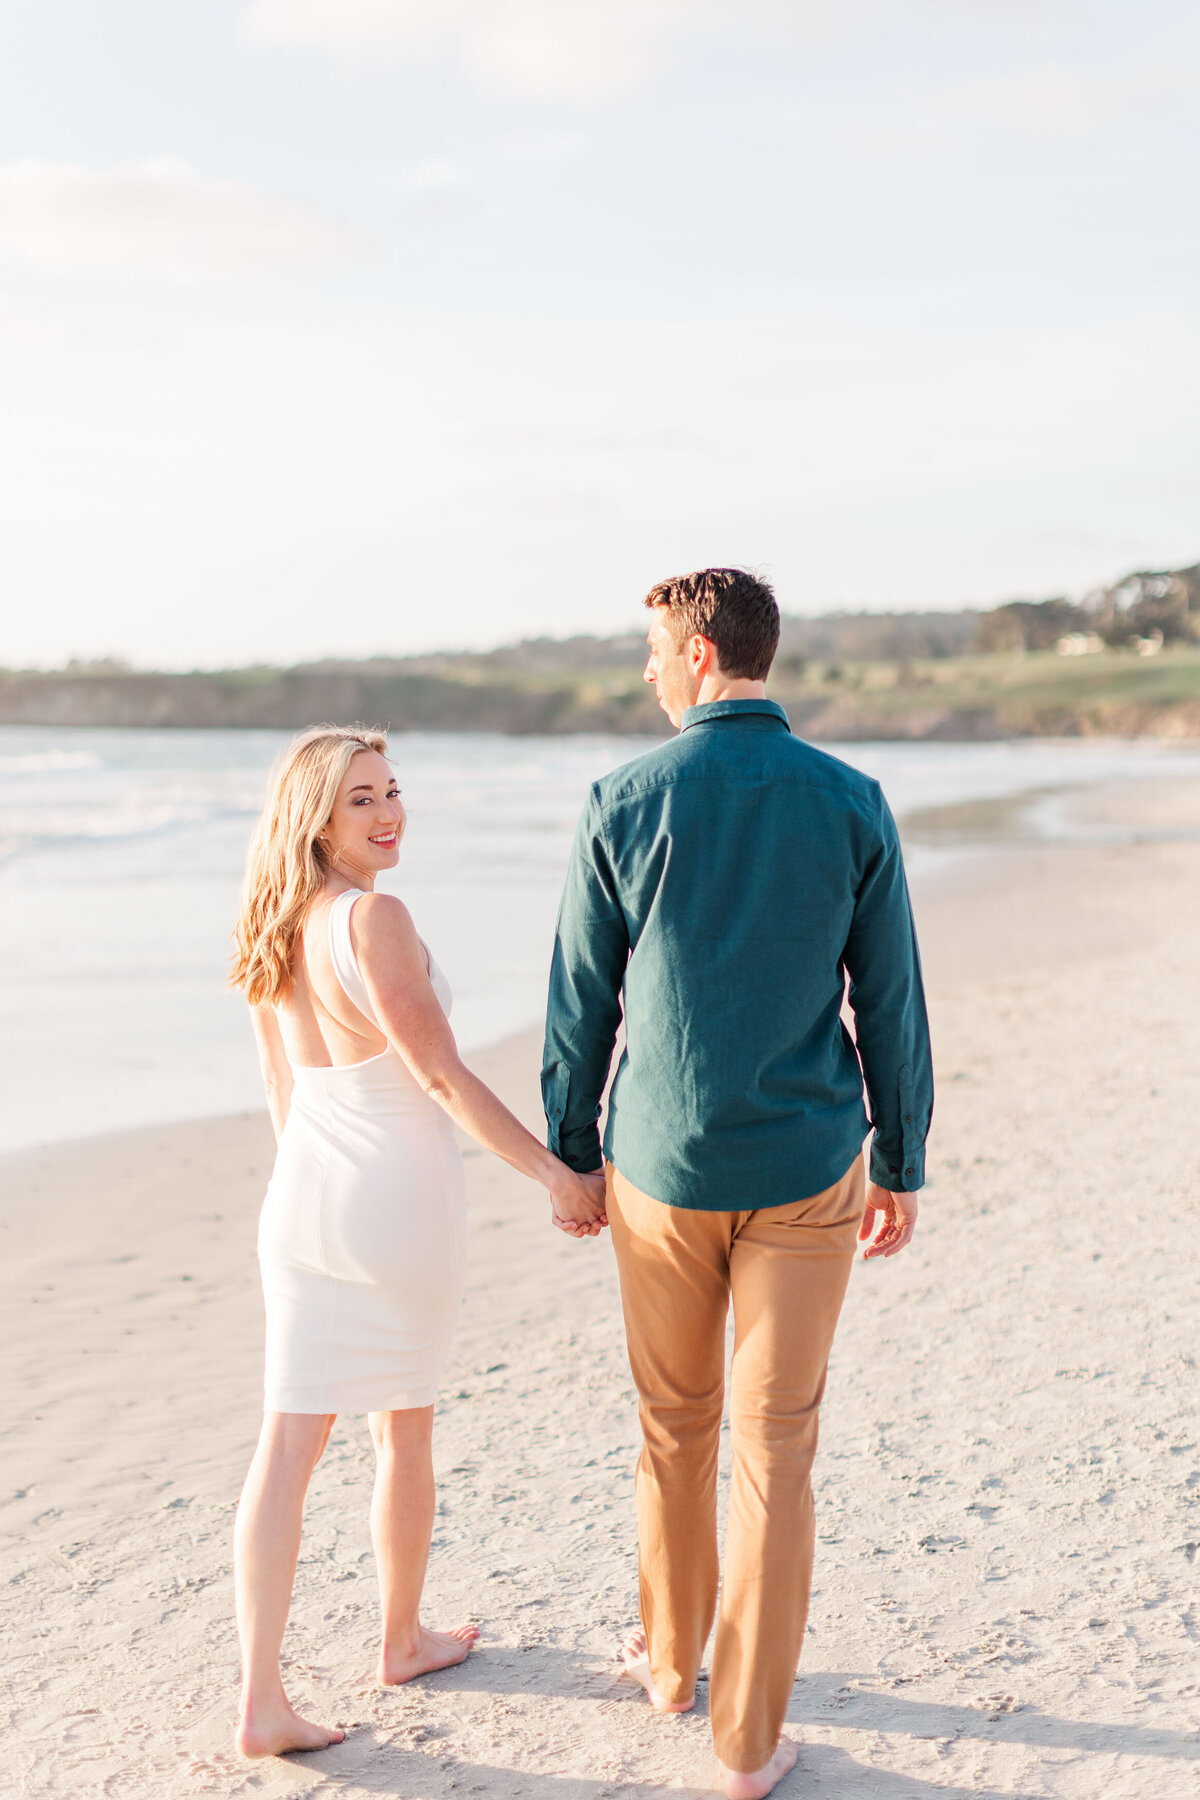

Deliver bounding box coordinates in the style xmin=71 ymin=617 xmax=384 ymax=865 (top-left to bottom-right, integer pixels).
xmin=764 ymin=645 xmax=1200 ymax=739
xmin=2 ymin=643 xmax=1198 ymax=739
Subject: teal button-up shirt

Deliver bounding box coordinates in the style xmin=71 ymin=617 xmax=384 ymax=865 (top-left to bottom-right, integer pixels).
xmin=542 ymin=698 xmax=933 ymax=1210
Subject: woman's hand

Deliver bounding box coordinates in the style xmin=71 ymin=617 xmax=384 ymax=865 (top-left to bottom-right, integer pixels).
xmin=548 ymin=1166 xmax=608 ymax=1238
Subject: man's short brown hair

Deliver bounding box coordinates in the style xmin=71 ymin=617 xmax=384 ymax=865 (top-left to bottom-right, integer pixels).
xmin=644 ymin=568 xmax=779 ymax=681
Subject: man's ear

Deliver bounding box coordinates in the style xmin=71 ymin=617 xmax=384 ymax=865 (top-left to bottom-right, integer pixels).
xmin=688 ymin=633 xmax=716 ymax=676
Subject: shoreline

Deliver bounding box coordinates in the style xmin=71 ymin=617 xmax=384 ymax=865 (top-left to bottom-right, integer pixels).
xmin=4 ymin=769 xmax=1198 ymax=1167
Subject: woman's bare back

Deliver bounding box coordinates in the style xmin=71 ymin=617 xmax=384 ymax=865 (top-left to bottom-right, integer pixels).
xmin=273 ymin=886 xmax=388 ymax=1070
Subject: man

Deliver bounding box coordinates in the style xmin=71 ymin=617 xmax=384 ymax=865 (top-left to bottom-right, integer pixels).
xmin=542 ymin=568 xmax=932 ymax=1799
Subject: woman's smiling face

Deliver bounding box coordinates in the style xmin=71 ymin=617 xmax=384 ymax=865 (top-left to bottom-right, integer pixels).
xmin=322 ymin=749 xmax=404 ymax=881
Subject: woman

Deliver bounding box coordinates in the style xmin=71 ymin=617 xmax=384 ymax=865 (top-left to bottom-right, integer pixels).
xmin=229 ymin=725 xmax=607 ymax=1758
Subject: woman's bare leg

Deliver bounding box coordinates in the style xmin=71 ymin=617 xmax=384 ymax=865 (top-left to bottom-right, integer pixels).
xmin=369 ymin=1406 xmax=479 ymax=1684
xmin=234 ymin=1411 xmax=344 ymax=1757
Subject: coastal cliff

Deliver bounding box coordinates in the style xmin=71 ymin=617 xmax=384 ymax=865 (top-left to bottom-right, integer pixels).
xmin=3 ymin=647 xmax=1198 ymax=739
xmin=3 ymin=564 xmax=1198 ymax=739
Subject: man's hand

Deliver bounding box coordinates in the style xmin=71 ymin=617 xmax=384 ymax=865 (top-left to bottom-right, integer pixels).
xmin=859 ymin=1183 xmax=918 ymax=1259
xmin=550 ymin=1168 xmax=609 ymax=1239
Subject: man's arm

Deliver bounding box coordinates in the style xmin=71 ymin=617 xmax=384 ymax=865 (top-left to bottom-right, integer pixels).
xmin=842 ymin=787 xmax=934 ymax=1194
xmin=542 ymin=785 xmax=630 ymax=1173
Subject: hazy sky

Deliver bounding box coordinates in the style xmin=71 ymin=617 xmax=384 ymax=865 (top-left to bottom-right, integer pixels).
xmin=2 ymin=1 xmax=1198 ymax=666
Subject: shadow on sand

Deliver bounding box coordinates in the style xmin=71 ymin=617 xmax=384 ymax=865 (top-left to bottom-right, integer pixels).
xmin=789 ymin=1669 xmax=1200 ymax=1764
xmin=270 ymin=1649 xmax=1198 ymax=1799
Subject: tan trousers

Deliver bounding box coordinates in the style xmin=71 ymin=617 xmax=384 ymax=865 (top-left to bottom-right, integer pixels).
xmin=606 ymin=1159 xmax=863 ymax=1773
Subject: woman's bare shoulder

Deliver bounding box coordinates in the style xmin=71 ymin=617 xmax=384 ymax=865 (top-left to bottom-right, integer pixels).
xmin=351 ymin=889 xmax=415 ymax=928
xmin=349 ymin=892 xmax=424 ymax=962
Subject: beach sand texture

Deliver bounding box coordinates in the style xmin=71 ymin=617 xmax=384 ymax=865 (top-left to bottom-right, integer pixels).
xmin=3 ymin=780 xmax=1199 ymax=1799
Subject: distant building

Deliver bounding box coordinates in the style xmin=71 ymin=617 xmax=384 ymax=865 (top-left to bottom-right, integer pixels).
xmin=1056 ymin=633 xmax=1105 ymax=656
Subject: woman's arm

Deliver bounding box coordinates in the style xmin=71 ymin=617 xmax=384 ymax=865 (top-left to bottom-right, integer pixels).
xmin=352 ymin=893 xmax=607 ymax=1232
xmin=249 ymin=1005 xmax=294 ymax=1144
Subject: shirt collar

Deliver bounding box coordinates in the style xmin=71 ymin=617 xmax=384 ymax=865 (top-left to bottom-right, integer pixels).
xmin=680 ymin=698 xmax=792 ymax=734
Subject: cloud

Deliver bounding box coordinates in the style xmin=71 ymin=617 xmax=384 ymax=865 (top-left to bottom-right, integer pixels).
xmin=453 ymin=474 xmax=619 ymax=520
xmin=238 ymin=0 xmax=728 ymax=99
xmin=397 ymin=157 xmax=464 ymax=192
xmin=0 ymin=158 xmax=358 ymax=284
xmin=491 ymin=129 xmax=585 ymax=166
xmin=0 ymin=293 xmax=120 ymax=352
xmin=798 ymin=56 xmax=1191 ymax=165
xmin=238 ymin=2 xmax=1099 ymax=101
xmin=461 ymin=423 xmax=707 ymax=453
xmin=943 ymin=61 xmax=1186 ymax=138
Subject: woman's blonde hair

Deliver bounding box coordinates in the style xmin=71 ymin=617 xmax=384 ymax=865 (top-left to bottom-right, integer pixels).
xmin=231 ymin=724 xmax=392 ymax=1007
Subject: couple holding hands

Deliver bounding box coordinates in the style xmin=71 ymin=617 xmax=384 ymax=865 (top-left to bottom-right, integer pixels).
xmin=229 ymin=567 xmax=932 ymax=1797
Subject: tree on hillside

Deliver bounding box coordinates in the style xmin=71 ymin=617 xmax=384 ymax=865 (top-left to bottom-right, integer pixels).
xmin=974 ymin=599 xmax=1087 ymax=652
xmin=976 ymin=562 xmax=1199 ymax=651
xmin=1087 ymin=568 xmax=1197 ymax=645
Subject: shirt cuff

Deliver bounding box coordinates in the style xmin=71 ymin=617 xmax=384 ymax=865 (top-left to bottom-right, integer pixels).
xmin=546 ymin=1121 xmax=604 ymax=1174
xmin=869 ymin=1139 xmax=925 ymax=1191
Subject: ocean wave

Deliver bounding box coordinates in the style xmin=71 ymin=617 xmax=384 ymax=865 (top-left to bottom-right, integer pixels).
xmin=0 ymin=791 xmax=264 ymax=860
xmin=0 ymin=804 xmax=235 ymax=841
xmin=0 ymin=749 xmax=104 ymax=773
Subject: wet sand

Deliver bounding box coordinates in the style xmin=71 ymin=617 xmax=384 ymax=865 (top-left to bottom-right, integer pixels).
xmin=2 ymin=777 xmax=1199 ymax=1799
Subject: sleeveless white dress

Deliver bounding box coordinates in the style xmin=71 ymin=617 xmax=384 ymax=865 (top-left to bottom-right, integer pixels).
xmin=257 ymin=889 xmax=468 ymax=1414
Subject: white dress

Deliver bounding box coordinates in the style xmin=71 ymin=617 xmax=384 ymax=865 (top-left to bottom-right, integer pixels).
xmin=257 ymin=889 xmax=468 ymax=1414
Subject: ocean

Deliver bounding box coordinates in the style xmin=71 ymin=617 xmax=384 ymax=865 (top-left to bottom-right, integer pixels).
xmin=2 ymin=725 xmax=1197 ymax=1155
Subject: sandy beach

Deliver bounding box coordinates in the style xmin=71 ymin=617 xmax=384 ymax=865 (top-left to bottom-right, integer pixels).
xmin=3 ymin=777 xmax=1199 ymax=1800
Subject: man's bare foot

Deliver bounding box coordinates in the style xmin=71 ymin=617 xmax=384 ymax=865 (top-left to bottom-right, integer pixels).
xmin=619 ymin=1627 xmax=694 ymax=1713
xmin=378 ymin=1623 xmax=480 ymax=1686
xmin=235 ymin=1694 xmax=345 ymax=1759
xmin=719 ymin=1737 xmax=799 ymax=1800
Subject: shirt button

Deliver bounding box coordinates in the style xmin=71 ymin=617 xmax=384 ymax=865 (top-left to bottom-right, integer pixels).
xmin=904 ymin=1166 xmax=914 ymax=1177
xmin=904 ymin=1113 xmax=912 ymax=1123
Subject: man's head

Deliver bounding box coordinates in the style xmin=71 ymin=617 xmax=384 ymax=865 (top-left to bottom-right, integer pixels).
xmin=642 ymin=567 xmax=780 ymax=728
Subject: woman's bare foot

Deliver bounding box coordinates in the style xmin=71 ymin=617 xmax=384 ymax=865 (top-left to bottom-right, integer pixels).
xmin=719 ymin=1738 xmax=799 ymax=1800
xmin=619 ymin=1627 xmax=694 ymax=1713
xmin=378 ymin=1623 xmax=480 ymax=1686
xmin=235 ymin=1694 xmax=345 ymax=1759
